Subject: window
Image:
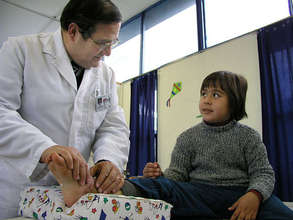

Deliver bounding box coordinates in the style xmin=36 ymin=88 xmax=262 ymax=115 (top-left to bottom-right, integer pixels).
xmin=105 ymin=17 xmax=141 ymax=83
xmin=106 ymin=0 xmax=292 ymax=82
xmin=143 ymin=0 xmax=197 ymax=73
xmin=205 ymin=0 xmax=290 ymax=47
xmin=106 ymin=0 xmax=197 ymax=81
xmin=105 ymin=35 xmax=140 ymax=83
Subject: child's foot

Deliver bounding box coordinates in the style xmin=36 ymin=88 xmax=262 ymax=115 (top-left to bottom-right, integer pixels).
xmin=48 ymin=152 xmax=94 ymax=207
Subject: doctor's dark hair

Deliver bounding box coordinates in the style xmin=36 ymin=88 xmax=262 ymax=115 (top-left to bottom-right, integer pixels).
xmin=200 ymin=71 xmax=248 ymax=121
xmin=60 ymin=0 xmax=122 ymax=39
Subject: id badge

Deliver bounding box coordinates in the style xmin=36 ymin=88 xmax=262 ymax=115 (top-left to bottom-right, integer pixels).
xmin=94 ymin=87 xmax=111 ymax=111
xmin=95 ymin=95 xmax=111 ymax=111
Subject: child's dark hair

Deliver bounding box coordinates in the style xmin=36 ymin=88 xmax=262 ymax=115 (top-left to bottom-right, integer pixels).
xmin=200 ymin=71 xmax=248 ymax=121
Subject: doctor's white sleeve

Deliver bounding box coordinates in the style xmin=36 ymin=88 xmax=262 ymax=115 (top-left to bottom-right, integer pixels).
xmin=92 ymin=68 xmax=130 ymax=172
xmin=0 ymin=39 xmax=56 ymax=181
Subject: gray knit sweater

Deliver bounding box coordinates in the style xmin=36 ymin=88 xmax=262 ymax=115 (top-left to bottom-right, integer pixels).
xmin=164 ymin=120 xmax=275 ymax=201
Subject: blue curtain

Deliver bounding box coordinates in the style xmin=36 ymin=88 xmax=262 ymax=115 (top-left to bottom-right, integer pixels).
xmin=257 ymin=17 xmax=293 ymax=201
xmin=127 ymin=70 xmax=157 ymax=176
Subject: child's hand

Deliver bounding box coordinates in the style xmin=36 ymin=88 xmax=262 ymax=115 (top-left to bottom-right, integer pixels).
xmin=228 ymin=191 xmax=261 ymax=220
xmin=143 ymin=162 xmax=162 ymax=178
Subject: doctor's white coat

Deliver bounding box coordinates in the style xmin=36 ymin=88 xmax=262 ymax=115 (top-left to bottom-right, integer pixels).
xmin=0 ymin=29 xmax=130 ymax=219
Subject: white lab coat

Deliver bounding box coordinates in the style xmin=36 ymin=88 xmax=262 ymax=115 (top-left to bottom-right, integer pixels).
xmin=0 ymin=29 xmax=130 ymax=219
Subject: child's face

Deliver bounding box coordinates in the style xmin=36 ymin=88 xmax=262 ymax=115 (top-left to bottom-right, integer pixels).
xmin=199 ymin=86 xmax=230 ymax=123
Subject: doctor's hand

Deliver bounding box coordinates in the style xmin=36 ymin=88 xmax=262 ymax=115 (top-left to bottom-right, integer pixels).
xmin=41 ymin=145 xmax=91 ymax=186
xmin=90 ymin=160 xmax=124 ymax=194
xmin=143 ymin=162 xmax=162 ymax=178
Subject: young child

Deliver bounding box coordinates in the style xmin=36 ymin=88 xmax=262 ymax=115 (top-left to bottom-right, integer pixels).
xmin=48 ymin=71 xmax=293 ymax=219
xmin=121 ymin=71 xmax=293 ymax=220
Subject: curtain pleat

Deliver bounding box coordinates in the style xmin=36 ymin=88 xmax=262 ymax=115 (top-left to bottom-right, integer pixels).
xmin=127 ymin=70 xmax=157 ymax=176
xmin=258 ymin=17 xmax=293 ymax=201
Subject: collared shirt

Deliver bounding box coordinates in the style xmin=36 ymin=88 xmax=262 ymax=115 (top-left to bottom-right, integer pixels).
xmin=71 ymin=60 xmax=85 ymax=89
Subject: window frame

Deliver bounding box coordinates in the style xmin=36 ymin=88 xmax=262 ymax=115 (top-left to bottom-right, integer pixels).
xmin=108 ymin=0 xmax=293 ymax=82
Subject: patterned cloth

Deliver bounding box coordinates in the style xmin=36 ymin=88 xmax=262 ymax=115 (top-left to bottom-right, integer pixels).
xmin=18 ymin=186 xmax=172 ymax=220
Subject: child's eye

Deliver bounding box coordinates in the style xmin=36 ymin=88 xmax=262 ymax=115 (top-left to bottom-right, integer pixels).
xmin=201 ymin=92 xmax=207 ymax=97
xmin=213 ymin=93 xmax=220 ymax=98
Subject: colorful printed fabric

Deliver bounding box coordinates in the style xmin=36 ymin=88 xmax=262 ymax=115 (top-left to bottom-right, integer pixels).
xmin=18 ymin=186 xmax=172 ymax=220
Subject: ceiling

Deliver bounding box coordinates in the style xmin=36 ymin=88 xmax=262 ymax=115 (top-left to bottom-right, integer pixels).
xmin=0 ymin=0 xmax=160 ymax=45
xmin=1 ymin=0 xmax=161 ymax=22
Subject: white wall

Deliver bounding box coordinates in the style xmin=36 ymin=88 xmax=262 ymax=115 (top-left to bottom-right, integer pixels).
xmin=119 ymin=31 xmax=263 ymax=171
xmin=117 ymin=81 xmax=131 ymax=127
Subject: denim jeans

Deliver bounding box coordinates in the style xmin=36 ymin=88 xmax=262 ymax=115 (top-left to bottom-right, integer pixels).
xmin=127 ymin=177 xmax=293 ymax=220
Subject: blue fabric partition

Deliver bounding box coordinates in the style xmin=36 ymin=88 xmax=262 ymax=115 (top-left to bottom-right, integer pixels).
xmin=127 ymin=70 xmax=157 ymax=176
xmin=257 ymin=17 xmax=293 ymax=201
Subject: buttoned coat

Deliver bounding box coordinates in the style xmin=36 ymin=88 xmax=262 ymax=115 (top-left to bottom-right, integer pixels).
xmin=0 ymin=29 xmax=130 ymax=218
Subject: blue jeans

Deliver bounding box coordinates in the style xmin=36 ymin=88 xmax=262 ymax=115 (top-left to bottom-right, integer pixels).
xmin=127 ymin=177 xmax=293 ymax=220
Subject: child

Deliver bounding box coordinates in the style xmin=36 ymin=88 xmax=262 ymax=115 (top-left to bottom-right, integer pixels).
xmin=121 ymin=71 xmax=293 ymax=220
xmin=48 ymin=71 xmax=293 ymax=219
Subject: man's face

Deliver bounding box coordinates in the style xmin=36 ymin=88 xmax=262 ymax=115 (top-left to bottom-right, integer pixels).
xmin=69 ymin=22 xmax=121 ymax=69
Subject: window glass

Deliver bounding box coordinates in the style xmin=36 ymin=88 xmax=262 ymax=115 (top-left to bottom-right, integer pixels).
xmin=144 ymin=4 xmax=197 ymax=73
xmin=105 ymin=35 xmax=140 ymax=83
xmin=105 ymin=17 xmax=141 ymax=83
xmin=205 ymin=0 xmax=290 ymax=47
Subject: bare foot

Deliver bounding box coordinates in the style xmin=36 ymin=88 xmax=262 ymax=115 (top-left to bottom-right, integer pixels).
xmin=48 ymin=152 xmax=96 ymax=207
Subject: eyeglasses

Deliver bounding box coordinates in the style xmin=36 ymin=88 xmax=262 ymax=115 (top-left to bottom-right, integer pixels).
xmin=90 ymin=37 xmax=119 ymax=49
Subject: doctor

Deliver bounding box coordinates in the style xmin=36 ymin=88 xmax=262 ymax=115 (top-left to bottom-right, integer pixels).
xmin=0 ymin=0 xmax=130 ymax=218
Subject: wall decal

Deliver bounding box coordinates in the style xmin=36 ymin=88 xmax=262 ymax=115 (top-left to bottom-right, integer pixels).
xmin=166 ymin=82 xmax=182 ymax=107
